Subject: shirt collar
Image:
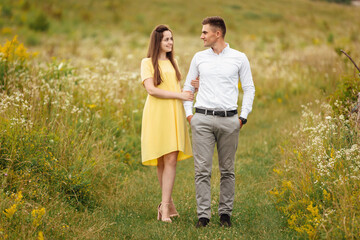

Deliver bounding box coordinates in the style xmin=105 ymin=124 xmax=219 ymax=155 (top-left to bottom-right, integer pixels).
xmin=210 ymin=43 xmax=230 ymax=55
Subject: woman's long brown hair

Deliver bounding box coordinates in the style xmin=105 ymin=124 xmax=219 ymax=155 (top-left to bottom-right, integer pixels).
xmin=147 ymin=25 xmax=181 ymax=86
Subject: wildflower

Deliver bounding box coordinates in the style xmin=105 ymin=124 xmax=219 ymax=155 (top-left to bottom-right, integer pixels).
xmin=304 ymin=224 xmax=316 ymax=239
xmin=3 ymin=204 xmax=17 ymax=218
xmin=15 ymin=191 xmax=23 ymax=203
xmin=282 ymin=180 xmax=293 ymax=190
xmin=0 ymin=35 xmax=36 ymax=62
xmin=323 ymin=189 xmax=331 ymax=201
xmin=0 ymin=36 xmax=17 ymax=61
xmin=32 ymin=207 xmax=46 ymax=227
xmin=268 ymin=187 xmax=280 ymax=197
xmin=330 ymin=148 xmax=335 ymax=159
xmin=288 ymin=214 xmax=298 ymax=228
xmin=15 ymin=43 xmax=30 ymax=61
xmin=273 ymin=168 xmax=283 ymax=176
xmin=38 ymin=231 xmax=44 ymax=240
xmin=307 ymin=202 xmax=320 ymax=218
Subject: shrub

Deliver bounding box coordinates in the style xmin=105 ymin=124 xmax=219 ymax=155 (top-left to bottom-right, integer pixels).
xmin=1 ymin=5 xmax=12 ymax=18
xmin=330 ymin=75 xmax=360 ymax=116
xmin=28 ymin=13 xmax=50 ymax=32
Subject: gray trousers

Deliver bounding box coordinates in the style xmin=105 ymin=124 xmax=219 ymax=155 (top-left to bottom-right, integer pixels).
xmin=191 ymin=113 xmax=240 ymax=219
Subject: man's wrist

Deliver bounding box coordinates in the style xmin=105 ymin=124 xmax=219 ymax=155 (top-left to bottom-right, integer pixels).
xmin=239 ymin=117 xmax=247 ymax=125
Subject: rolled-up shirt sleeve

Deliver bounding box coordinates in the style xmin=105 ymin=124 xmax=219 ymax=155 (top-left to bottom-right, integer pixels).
xmin=239 ymin=54 xmax=255 ymax=119
xmin=183 ymin=54 xmax=199 ymax=117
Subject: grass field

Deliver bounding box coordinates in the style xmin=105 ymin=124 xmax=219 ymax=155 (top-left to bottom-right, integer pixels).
xmin=1 ymin=0 xmax=360 ymax=239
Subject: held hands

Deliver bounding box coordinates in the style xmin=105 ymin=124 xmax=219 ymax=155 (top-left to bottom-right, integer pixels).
xmin=180 ymin=91 xmax=194 ymax=101
xmin=187 ymin=115 xmax=193 ymax=124
xmin=191 ymin=77 xmax=199 ymax=92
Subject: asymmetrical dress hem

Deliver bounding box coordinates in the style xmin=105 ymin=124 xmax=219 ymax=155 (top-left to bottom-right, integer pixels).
xmin=140 ymin=58 xmax=193 ymax=166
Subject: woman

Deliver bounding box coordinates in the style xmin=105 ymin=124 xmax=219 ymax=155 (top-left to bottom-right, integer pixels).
xmin=140 ymin=25 xmax=193 ymax=223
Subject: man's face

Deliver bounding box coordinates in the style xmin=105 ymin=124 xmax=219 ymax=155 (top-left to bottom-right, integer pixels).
xmin=200 ymin=24 xmax=218 ymax=48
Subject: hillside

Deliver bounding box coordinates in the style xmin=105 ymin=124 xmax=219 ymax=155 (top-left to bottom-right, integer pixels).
xmin=0 ymin=0 xmax=359 ymax=239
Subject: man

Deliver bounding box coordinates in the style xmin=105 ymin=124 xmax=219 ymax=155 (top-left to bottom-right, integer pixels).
xmin=183 ymin=16 xmax=255 ymax=228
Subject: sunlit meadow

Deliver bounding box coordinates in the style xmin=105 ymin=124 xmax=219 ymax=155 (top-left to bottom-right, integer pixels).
xmin=1 ymin=0 xmax=360 ymax=239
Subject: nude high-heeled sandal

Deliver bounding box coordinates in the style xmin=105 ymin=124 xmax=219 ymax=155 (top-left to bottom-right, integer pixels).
xmin=169 ymin=200 xmax=179 ymax=218
xmin=158 ymin=202 xmax=172 ymax=223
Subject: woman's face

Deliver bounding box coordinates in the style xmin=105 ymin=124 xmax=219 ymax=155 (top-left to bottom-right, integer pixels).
xmin=160 ymin=30 xmax=173 ymax=53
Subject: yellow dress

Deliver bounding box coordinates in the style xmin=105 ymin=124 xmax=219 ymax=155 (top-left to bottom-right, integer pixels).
xmin=140 ymin=58 xmax=192 ymax=166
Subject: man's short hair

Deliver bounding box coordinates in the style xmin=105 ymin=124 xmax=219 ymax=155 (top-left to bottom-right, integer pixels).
xmin=202 ymin=16 xmax=226 ymax=38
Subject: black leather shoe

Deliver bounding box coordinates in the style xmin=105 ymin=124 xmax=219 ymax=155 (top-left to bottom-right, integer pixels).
xmin=196 ymin=218 xmax=210 ymax=228
xmin=220 ymin=214 xmax=231 ymax=227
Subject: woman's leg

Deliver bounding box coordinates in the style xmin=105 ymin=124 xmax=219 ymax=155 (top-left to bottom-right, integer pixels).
xmin=161 ymin=151 xmax=178 ymax=203
xmin=157 ymin=156 xmax=164 ymax=189
xmin=157 ymin=154 xmax=179 ymax=218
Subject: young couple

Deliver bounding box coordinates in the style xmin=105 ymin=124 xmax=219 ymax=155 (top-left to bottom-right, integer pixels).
xmin=140 ymin=16 xmax=255 ymax=227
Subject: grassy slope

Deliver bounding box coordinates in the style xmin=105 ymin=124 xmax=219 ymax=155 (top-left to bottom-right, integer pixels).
xmin=1 ymin=0 xmax=360 ymax=239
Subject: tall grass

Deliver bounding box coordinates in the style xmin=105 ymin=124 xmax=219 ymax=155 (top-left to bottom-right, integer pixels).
xmin=269 ymin=99 xmax=360 ymax=238
xmin=0 ymin=36 xmax=142 ymax=239
xmin=268 ymin=60 xmax=360 ymax=238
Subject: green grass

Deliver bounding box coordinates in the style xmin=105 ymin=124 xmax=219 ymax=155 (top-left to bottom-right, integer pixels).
xmin=94 ymin=101 xmax=305 ymax=239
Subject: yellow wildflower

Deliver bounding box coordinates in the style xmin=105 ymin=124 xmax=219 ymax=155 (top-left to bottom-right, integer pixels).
xmin=3 ymin=204 xmax=17 ymax=218
xmin=288 ymin=213 xmax=298 ymax=229
xmin=15 ymin=191 xmax=23 ymax=203
xmin=307 ymin=202 xmax=320 ymax=219
xmin=323 ymin=189 xmax=331 ymax=201
xmin=0 ymin=36 xmax=18 ymax=61
xmin=330 ymin=147 xmax=334 ymax=159
xmin=282 ymin=180 xmax=293 ymax=190
xmin=303 ymin=224 xmax=316 ymax=239
xmin=279 ymin=146 xmax=285 ymax=154
xmin=0 ymin=35 xmax=36 ymax=62
xmin=273 ymin=168 xmax=283 ymax=176
xmin=269 ymin=187 xmax=279 ymax=196
xmin=15 ymin=43 xmax=30 ymax=61
xmin=38 ymin=231 xmax=44 ymax=240
xmin=32 ymin=207 xmax=46 ymax=227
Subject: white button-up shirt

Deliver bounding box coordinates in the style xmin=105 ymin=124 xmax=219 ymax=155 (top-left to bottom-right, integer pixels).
xmin=183 ymin=44 xmax=255 ymax=119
